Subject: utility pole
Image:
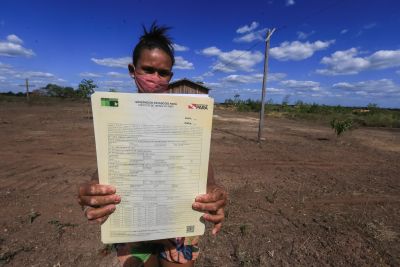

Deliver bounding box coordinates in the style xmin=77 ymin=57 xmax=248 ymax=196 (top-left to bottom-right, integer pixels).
xmin=258 ymin=28 xmax=275 ymax=143
xmin=25 ymin=78 xmax=30 ymax=102
xmin=18 ymin=78 xmax=35 ymax=102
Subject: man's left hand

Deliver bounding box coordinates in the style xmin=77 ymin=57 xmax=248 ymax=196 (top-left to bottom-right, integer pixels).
xmin=192 ymin=185 xmax=227 ymax=235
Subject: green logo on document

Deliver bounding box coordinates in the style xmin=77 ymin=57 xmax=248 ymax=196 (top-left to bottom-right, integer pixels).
xmin=101 ymin=98 xmax=119 ymax=107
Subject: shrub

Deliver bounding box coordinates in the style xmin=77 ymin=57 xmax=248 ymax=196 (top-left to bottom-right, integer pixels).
xmin=330 ymin=118 xmax=353 ymax=136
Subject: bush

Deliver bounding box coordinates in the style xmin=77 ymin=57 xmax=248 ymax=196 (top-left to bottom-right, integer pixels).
xmin=330 ymin=118 xmax=353 ymax=136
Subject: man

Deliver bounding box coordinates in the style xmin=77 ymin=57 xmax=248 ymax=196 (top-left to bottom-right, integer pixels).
xmin=77 ymin=22 xmax=227 ymax=267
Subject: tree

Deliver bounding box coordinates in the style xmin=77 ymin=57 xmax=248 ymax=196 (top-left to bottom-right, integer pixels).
xmin=43 ymin=83 xmax=64 ymax=97
xmin=62 ymin=87 xmax=76 ymax=98
xmin=234 ymin=93 xmax=240 ymax=106
xmin=282 ymin=94 xmax=290 ymax=106
xmin=77 ymin=79 xmax=97 ymax=99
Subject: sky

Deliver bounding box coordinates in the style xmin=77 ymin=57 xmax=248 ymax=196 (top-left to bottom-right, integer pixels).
xmin=1 ymin=0 xmax=400 ymax=107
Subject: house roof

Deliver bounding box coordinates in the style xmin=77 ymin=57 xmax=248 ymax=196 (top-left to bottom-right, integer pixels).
xmin=168 ymin=78 xmax=211 ymax=91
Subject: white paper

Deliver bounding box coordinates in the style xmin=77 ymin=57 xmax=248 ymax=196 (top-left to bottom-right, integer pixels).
xmin=91 ymin=92 xmax=214 ymax=243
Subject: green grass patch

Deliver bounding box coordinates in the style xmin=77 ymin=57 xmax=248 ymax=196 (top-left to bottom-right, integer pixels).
xmin=222 ymin=98 xmax=400 ymax=128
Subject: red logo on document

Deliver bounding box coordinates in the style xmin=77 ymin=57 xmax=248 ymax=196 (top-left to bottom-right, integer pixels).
xmin=188 ymin=103 xmax=208 ymax=110
xmin=188 ymin=103 xmax=197 ymax=109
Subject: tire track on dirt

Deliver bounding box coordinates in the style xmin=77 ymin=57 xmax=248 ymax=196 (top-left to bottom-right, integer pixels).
xmin=224 ymin=159 xmax=374 ymax=170
xmin=303 ymin=195 xmax=400 ymax=208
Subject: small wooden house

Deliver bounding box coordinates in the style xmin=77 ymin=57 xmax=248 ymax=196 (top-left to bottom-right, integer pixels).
xmin=168 ymin=78 xmax=211 ymax=95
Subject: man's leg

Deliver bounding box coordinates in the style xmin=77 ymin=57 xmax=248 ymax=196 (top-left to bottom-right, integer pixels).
xmin=159 ymin=258 xmax=194 ymax=267
xmin=116 ymin=243 xmax=160 ymax=267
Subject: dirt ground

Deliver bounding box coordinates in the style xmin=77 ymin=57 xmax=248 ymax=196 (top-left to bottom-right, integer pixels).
xmin=0 ymin=100 xmax=399 ymax=266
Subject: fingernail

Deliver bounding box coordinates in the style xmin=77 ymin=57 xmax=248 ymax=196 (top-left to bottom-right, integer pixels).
xmin=114 ymin=196 xmax=121 ymax=203
xmin=109 ymin=206 xmax=116 ymax=212
xmin=192 ymin=203 xmax=199 ymax=209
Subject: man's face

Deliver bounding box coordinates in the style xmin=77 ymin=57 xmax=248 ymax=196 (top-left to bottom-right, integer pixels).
xmin=129 ymin=48 xmax=173 ymax=82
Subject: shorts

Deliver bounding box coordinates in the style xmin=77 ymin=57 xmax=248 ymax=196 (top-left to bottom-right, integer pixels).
xmin=114 ymin=236 xmax=200 ymax=266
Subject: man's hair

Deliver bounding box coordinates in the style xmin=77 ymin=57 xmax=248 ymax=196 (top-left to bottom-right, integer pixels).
xmin=132 ymin=21 xmax=175 ymax=67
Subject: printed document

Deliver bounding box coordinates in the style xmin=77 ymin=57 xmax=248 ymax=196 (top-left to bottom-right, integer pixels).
xmin=91 ymin=92 xmax=213 ymax=243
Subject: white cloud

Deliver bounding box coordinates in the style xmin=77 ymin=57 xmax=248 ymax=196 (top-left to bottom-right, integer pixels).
xmin=91 ymin=57 xmax=130 ymax=68
xmin=221 ymin=73 xmax=286 ymax=84
xmin=363 ymin=22 xmax=377 ymax=30
xmin=15 ymin=71 xmax=55 ymax=79
xmin=317 ymin=48 xmax=368 ymax=75
xmin=0 ymin=61 xmax=12 ymax=69
xmin=236 ymin=21 xmax=259 ymax=34
xmin=332 ymin=79 xmax=400 ymax=97
xmin=356 ymin=22 xmax=377 ymax=37
xmin=280 ymin=80 xmax=321 ymax=91
xmin=340 ymin=29 xmax=348 ymax=34
xmin=107 ymin=71 xmax=127 ymax=78
xmin=234 ymin=28 xmax=267 ymax=43
xmin=98 ymin=80 xmax=133 ymax=91
xmin=297 ymin=30 xmax=315 ymax=40
xmin=332 ymin=82 xmax=354 ymax=89
xmin=201 ymin=47 xmax=221 ymax=56
xmin=173 ymin=43 xmax=189 ymax=52
xmin=174 ymin=56 xmax=194 ymax=70
xmin=368 ymin=50 xmax=400 ymax=69
xmin=0 ymin=35 xmax=35 ymax=57
xmin=201 ymin=46 xmax=263 ymax=73
xmin=102 ymin=80 xmax=125 ymax=86
xmin=204 ymin=82 xmax=223 ymax=89
xmin=317 ymin=48 xmax=400 ymax=75
xmin=270 ymin=40 xmax=335 ymax=61
xmin=0 ymin=62 xmax=67 ymax=88
xmin=268 ymin=87 xmax=287 ymax=94
xmin=80 ymin=72 xmax=102 ymax=78
xmin=7 ymin=34 xmax=23 ymax=44
xmin=286 ymin=0 xmax=295 ymax=6
xmin=0 ymin=63 xmax=70 ymax=92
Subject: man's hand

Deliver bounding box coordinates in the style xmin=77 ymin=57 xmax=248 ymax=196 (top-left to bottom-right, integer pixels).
xmin=192 ymin=185 xmax=227 ymax=235
xmin=77 ymin=181 xmax=121 ymax=224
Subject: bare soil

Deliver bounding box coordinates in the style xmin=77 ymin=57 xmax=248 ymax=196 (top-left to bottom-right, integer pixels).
xmin=0 ymin=101 xmax=399 ymax=266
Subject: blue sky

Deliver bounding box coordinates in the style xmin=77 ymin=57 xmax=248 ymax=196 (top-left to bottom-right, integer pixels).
xmin=1 ymin=0 xmax=400 ymax=107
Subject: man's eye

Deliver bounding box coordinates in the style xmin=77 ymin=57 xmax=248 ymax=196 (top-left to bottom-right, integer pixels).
xmin=158 ymin=71 xmax=170 ymax=77
xmin=143 ymin=67 xmax=155 ymax=74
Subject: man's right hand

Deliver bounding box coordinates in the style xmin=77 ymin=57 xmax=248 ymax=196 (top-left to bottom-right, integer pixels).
xmin=77 ymin=181 xmax=121 ymax=224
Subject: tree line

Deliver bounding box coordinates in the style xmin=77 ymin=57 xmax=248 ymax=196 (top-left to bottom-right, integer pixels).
xmin=1 ymin=79 xmax=98 ymax=99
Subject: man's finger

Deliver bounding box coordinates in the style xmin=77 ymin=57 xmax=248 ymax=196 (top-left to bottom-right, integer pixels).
xmin=79 ymin=183 xmax=116 ymax=197
xmin=85 ymin=204 xmax=116 ymax=220
xmin=212 ymin=222 xmax=222 ymax=235
xmin=195 ymin=189 xmax=227 ymax=203
xmin=192 ymin=199 xmax=226 ymax=212
xmin=88 ymin=215 xmax=110 ymax=225
xmin=79 ymin=194 xmax=121 ymax=207
xmin=203 ymin=209 xmax=224 ymax=224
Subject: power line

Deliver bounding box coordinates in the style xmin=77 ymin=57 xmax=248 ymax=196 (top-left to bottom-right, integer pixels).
xmin=202 ymin=39 xmax=264 ymax=77
xmin=276 ymin=0 xmax=344 ymax=32
xmin=199 ymin=0 xmax=345 ymax=80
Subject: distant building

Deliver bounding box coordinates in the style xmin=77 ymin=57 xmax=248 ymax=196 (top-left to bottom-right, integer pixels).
xmin=31 ymin=88 xmax=47 ymax=96
xmin=168 ymin=78 xmax=211 ymax=95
